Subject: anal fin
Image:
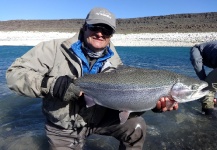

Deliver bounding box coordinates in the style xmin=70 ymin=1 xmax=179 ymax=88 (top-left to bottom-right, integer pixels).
xmin=84 ymin=95 xmax=96 ymax=108
xmin=119 ymin=111 xmax=131 ymax=124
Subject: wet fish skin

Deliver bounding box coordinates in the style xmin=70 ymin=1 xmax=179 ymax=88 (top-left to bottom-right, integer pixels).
xmin=74 ymin=66 xmax=208 ymax=123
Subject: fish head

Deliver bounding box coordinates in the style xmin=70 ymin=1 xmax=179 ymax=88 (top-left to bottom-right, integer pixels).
xmin=170 ymin=76 xmax=209 ymax=103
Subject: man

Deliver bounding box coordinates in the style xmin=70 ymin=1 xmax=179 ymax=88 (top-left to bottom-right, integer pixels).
xmin=190 ymin=40 xmax=217 ymax=115
xmin=6 ymin=7 xmax=178 ymax=150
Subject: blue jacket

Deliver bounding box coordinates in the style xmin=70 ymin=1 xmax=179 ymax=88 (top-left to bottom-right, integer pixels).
xmin=71 ymin=40 xmax=114 ymax=75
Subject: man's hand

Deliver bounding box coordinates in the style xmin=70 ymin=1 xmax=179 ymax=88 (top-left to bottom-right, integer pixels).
xmin=155 ymin=97 xmax=179 ymax=112
xmin=53 ymin=75 xmax=81 ymax=101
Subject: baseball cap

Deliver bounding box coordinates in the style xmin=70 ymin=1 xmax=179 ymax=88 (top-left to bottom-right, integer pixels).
xmin=85 ymin=7 xmax=116 ymax=30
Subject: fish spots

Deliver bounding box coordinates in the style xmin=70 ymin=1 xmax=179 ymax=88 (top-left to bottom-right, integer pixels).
xmin=76 ymin=66 xmax=208 ymax=124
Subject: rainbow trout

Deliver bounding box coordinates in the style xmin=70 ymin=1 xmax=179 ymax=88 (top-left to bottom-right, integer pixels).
xmin=74 ymin=66 xmax=208 ymax=124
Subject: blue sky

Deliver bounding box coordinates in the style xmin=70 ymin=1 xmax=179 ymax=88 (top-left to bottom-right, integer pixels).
xmin=1 ymin=0 xmax=216 ymax=21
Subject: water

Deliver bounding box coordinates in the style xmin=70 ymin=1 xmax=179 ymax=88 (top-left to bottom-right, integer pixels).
xmin=117 ymin=46 xmax=196 ymax=77
xmin=0 ymin=46 xmax=47 ymax=150
xmin=0 ymin=46 xmax=216 ymax=150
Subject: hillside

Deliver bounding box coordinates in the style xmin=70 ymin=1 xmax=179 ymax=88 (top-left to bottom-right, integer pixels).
xmin=0 ymin=12 xmax=217 ymax=33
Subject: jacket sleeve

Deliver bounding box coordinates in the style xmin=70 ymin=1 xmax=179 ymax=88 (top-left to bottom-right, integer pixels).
xmin=6 ymin=40 xmax=57 ymax=98
xmin=190 ymin=45 xmax=206 ymax=80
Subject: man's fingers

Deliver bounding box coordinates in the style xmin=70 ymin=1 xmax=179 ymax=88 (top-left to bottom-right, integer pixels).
xmin=156 ymin=100 xmax=162 ymax=110
xmin=162 ymin=107 xmax=168 ymax=112
xmin=160 ymin=97 xmax=166 ymax=108
xmin=173 ymin=102 xmax=179 ymax=110
xmin=156 ymin=97 xmax=179 ymax=112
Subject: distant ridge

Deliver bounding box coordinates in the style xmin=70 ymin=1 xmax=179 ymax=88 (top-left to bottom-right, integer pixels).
xmin=0 ymin=12 xmax=216 ymax=33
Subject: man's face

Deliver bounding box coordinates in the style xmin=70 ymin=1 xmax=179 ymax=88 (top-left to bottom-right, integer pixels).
xmin=83 ymin=24 xmax=114 ymax=52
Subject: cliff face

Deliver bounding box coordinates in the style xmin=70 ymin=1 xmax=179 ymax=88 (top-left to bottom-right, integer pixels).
xmin=0 ymin=12 xmax=216 ymax=33
xmin=117 ymin=12 xmax=217 ymax=33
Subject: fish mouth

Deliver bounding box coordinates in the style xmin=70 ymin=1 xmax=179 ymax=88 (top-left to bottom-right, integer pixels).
xmin=199 ymin=82 xmax=209 ymax=93
xmin=174 ymin=82 xmax=209 ymax=103
xmin=199 ymin=88 xmax=209 ymax=96
xmin=192 ymin=83 xmax=209 ymax=98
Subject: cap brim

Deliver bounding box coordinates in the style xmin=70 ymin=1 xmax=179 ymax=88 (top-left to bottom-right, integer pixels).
xmin=86 ymin=19 xmax=116 ymax=31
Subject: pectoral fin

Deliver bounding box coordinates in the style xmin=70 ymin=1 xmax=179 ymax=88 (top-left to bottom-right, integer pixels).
xmin=119 ymin=111 xmax=131 ymax=124
xmin=84 ymin=95 xmax=96 ymax=108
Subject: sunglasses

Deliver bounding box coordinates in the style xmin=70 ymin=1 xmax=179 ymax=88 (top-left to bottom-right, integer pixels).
xmin=86 ymin=24 xmax=114 ymax=36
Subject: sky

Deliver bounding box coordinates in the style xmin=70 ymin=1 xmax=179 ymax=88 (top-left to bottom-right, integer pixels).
xmin=0 ymin=0 xmax=216 ymax=21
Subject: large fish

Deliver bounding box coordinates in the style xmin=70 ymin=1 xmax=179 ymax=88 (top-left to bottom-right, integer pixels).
xmin=74 ymin=66 xmax=208 ymax=124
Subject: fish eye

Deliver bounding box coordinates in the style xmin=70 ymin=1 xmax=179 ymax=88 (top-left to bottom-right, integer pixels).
xmin=191 ymin=85 xmax=199 ymax=90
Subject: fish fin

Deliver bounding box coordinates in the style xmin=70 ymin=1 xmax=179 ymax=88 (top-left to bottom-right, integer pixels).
xmin=119 ymin=111 xmax=131 ymax=124
xmin=84 ymin=95 xmax=96 ymax=108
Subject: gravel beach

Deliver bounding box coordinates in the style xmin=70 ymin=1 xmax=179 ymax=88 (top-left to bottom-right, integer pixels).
xmin=0 ymin=31 xmax=216 ymax=46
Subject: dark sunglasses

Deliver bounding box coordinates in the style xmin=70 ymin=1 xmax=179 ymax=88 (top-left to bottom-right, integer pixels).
xmin=86 ymin=24 xmax=114 ymax=36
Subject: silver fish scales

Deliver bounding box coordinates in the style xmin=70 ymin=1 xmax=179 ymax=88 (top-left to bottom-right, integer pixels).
xmin=74 ymin=66 xmax=208 ymax=124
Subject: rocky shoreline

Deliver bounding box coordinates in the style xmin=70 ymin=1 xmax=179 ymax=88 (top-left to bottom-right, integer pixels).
xmin=0 ymin=31 xmax=216 ymax=46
